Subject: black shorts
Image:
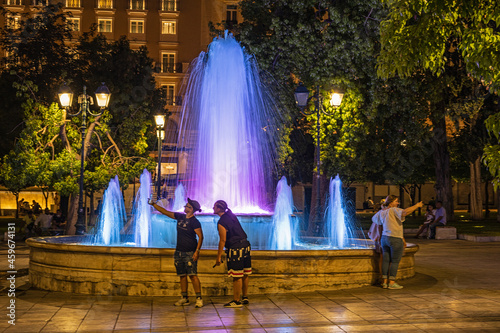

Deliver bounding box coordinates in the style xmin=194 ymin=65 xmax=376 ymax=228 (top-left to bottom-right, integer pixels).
xmin=226 ymin=245 xmax=251 ymax=278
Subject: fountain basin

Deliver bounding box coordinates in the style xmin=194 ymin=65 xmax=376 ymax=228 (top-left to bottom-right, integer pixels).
xmin=27 ymin=236 xmax=418 ymax=296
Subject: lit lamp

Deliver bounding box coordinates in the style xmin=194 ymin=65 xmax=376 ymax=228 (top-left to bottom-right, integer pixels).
xmin=58 ymin=82 xmax=111 ymax=235
xmin=58 ymin=83 xmax=73 ymax=107
xmin=294 ymin=83 xmax=344 ymax=234
xmin=154 ymin=113 xmax=166 ymax=200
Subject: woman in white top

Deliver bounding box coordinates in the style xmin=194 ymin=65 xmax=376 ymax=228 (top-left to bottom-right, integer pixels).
xmin=372 ymin=195 xmax=424 ymax=289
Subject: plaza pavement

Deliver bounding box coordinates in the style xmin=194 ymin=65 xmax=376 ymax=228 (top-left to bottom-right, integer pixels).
xmin=1 ymin=238 xmax=500 ymax=332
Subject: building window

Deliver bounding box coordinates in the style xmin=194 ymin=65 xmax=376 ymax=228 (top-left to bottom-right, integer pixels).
xmin=65 ymin=0 xmax=80 ymax=7
xmin=5 ymin=15 xmax=21 ymax=29
xmin=4 ymin=50 xmax=16 ymax=68
xmin=161 ymin=21 xmax=176 ymax=35
xmin=67 ymin=17 xmax=80 ymax=31
xmin=162 ymin=53 xmax=175 ymax=73
xmin=98 ymin=19 xmax=112 ymax=33
xmin=130 ymin=0 xmax=144 ymax=10
xmin=97 ymin=0 xmax=112 ymax=9
xmin=32 ymin=0 xmax=48 ymax=5
xmin=6 ymin=0 xmax=23 ymax=5
xmin=130 ymin=20 xmax=144 ymax=34
xmin=163 ymin=85 xmax=175 ymax=106
xmin=226 ymin=5 xmax=237 ymax=27
xmin=161 ymin=0 xmax=177 ymax=11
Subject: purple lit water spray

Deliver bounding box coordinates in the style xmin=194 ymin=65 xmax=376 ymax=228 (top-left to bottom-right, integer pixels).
xmin=171 ymin=32 xmax=282 ymax=213
xmin=91 ymin=33 xmax=367 ymax=250
xmin=93 ymin=175 xmax=126 ymax=245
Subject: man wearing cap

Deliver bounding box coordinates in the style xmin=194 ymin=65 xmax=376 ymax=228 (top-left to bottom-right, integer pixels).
xmin=149 ymin=198 xmax=204 ymax=307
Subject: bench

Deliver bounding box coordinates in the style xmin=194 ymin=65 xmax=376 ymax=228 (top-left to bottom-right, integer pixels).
xmin=436 ymin=226 xmax=457 ymax=240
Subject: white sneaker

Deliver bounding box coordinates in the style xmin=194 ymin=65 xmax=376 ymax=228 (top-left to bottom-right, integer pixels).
xmin=174 ymin=298 xmax=190 ymax=306
xmin=195 ymin=298 xmax=203 ymax=308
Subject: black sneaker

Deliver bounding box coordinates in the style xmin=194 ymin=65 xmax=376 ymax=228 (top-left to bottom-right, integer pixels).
xmin=224 ymin=300 xmax=243 ymax=308
xmin=241 ymin=296 xmax=249 ymax=305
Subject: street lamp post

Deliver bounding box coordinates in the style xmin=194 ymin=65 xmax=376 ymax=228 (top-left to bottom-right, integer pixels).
xmin=294 ymin=83 xmax=344 ymax=234
xmin=58 ymin=82 xmax=111 ymax=235
xmin=154 ymin=114 xmax=166 ymax=200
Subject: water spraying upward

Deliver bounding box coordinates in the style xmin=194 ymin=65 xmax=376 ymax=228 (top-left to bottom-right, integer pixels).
xmin=133 ymin=169 xmax=152 ymax=247
xmin=93 ymin=176 xmax=126 ymax=245
xmin=170 ymin=31 xmax=283 ymax=213
xmin=325 ymin=175 xmax=346 ymax=248
xmin=89 ymin=32 xmax=368 ymax=251
xmin=172 ymin=183 xmax=186 ymax=211
xmin=324 ymin=175 xmax=364 ymax=248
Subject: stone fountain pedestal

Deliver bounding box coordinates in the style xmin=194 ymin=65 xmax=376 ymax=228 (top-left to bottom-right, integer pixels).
xmin=27 ymin=236 xmax=418 ymax=296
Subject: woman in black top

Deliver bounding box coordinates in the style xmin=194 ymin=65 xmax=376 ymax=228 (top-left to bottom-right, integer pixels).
xmin=213 ymin=200 xmax=251 ymax=308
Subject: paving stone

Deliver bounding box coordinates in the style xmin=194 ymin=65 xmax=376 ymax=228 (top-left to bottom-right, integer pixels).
xmin=1 ymin=239 xmax=499 ymax=332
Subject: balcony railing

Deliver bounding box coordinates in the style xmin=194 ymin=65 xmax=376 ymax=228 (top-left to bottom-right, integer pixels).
xmin=130 ymin=0 xmax=144 ymax=10
xmin=66 ymin=0 xmax=80 ymax=7
xmin=6 ymin=0 xmax=23 ymax=5
xmin=165 ymin=96 xmax=182 ymax=106
xmin=31 ymin=0 xmax=48 ymax=5
xmin=161 ymin=0 xmax=177 ymax=11
xmin=156 ymin=62 xmax=183 ymax=74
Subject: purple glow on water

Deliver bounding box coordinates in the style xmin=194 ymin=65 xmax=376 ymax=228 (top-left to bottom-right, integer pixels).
xmin=171 ymin=32 xmax=281 ymax=213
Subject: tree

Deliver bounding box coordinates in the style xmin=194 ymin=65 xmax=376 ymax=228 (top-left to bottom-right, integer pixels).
xmin=0 ymin=5 xmax=164 ymax=233
xmin=221 ymin=0 xmax=436 ymax=233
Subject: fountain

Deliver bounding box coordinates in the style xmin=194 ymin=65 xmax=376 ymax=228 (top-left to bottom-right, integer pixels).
xmin=27 ymin=33 xmax=418 ymax=296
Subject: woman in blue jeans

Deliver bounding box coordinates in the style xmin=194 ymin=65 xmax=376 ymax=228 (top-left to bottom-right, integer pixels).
xmin=372 ymin=195 xmax=424 ymax=289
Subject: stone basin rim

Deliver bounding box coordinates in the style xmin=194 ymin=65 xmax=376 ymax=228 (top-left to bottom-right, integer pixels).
xmin=26 ymin=235 xmax=419 ymax=257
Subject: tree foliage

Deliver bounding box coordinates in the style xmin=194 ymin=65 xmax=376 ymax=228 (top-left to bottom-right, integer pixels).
xmin=222 ymin=0 xmax=434 ymax=188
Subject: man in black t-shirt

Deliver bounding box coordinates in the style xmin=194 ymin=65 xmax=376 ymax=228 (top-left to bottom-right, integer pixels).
xmin=213 ymin=200 xmax=252 ymax=308
xmin=150 ymin=198 xmax=204 ymax=308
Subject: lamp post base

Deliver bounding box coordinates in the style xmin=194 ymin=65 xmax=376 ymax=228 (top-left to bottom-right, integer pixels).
xmin=75 ymin=210 xmax=86 ymax=235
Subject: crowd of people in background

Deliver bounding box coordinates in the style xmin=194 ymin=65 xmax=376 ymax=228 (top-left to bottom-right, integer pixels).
xmin=19 ymin=202 xmax=67 ymax=238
